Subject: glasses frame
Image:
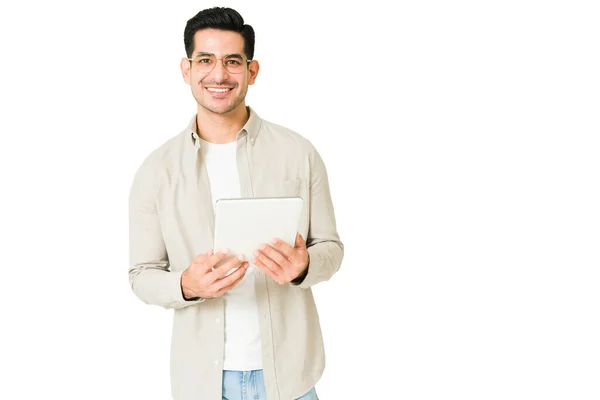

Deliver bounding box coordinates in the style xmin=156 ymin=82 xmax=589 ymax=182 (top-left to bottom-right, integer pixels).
xmin=186 ymin=54 xmax=253 ymax=75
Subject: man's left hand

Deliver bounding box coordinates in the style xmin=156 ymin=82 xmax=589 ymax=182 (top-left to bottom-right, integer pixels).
xmin=252 ymin=233 xmax=308 ymax=285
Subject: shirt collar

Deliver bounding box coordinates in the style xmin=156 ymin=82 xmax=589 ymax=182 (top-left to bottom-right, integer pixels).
xmin=187 ymin=106 xmax=262 ymax=150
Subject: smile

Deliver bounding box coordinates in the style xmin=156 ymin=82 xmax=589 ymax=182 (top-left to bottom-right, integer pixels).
xmin=205 ymin=87 xmax=233 ymax=93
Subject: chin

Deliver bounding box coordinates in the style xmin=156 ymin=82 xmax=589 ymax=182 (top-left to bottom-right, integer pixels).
xmin=197 ymin=101 xmax=228 ymax=114
xmin=207 ymin=106 xmax=235 ymax=115
xmin=203 ymin=100 xmax=244 ymax=115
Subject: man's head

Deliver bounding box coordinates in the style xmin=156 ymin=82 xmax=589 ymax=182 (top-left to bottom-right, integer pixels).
xmin=181 ymin=7 xmax=259 ymax=116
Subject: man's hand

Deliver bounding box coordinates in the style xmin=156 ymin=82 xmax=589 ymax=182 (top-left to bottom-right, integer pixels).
xmin=181 ymin=249 xmax=249 ymax=299
xmin=252 ymin=233 xmax=309 ymax=285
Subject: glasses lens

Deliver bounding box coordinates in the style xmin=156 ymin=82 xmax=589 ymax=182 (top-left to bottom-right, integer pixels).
xmin=223 ymin=56 xmax=245 ymax=74
xmin=192 ymin=55 xmax=246 ymax=74
xmin=193 ymin=55 xmax=216 ymax=73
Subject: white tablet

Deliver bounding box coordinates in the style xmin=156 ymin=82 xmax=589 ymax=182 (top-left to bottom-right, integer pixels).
xmin=213 ymin=197 xmax=303 ymax=276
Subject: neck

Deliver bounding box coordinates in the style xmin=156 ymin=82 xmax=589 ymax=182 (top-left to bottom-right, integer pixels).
xmin=196 ymin=103 xmax=249 ymax=144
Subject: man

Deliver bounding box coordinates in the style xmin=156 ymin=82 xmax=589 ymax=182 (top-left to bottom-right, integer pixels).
xmin=129 ymin=7 xmax=343 ymax=400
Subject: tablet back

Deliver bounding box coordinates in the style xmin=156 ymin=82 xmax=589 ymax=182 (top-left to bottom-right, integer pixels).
xmin=213 ymin=197 xmax=303 ymax=275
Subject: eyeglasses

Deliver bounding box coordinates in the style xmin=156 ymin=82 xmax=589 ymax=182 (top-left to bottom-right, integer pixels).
xmin=187 ymin=53 xmax=252 ymax=74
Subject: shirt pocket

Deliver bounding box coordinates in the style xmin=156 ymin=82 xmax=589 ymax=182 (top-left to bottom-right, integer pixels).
xmin=257 ymin=178 xmax=310 ymax=242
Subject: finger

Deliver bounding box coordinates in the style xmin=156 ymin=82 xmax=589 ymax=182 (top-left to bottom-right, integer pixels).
xmin=192 ymin=250 xmax=210 ymax=265
xmin=269 ymin=237 xmax=295 ymax=259
xmin=294 ymin=232 xmax=306 ymax=248
xmin=253 ymin=256 xmax=284 ymax=285
xmin=213 ymin=263 xmax=248 ymax=294
xmin=192 ymin=248 xmax=222 ymax=267
xmin=191 ymin=250 xmax=218 ymax=274
xmin=253 ymin=249 xmax=284 ymax=275
xmin=205 ymin=248 xmax=230 ymax=269
xmin=290 ymin=233 xmax=308 ymax=264
xmin=258 ymin=244 xmax=291 ymax=270
xmin=211 ymin=255 xmax=246 ymax=279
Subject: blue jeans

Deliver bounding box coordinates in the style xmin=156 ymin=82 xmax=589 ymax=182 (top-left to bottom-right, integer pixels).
xmin=222 ymin=370 xmax=319 ymax=400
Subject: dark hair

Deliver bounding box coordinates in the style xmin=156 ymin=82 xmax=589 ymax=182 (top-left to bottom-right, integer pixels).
xmin=184 ymin=7 xmax=255 ymax=60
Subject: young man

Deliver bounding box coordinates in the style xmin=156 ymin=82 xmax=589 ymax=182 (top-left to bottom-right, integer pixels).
xmin=128 ymin=7 xmax=343 ymax=400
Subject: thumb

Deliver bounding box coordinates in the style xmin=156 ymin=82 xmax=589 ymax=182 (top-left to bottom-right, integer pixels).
xmin=294 ymin=232 xmax=306 ymax=248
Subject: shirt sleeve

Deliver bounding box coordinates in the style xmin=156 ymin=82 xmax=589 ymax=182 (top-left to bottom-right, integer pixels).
xmin=128 ymin=152 xmax=205 ymax=309
xmin=291 ymin=144 xmax=344 ymax=288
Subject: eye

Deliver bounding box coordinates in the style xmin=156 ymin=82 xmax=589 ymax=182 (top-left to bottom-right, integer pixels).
xmin=225 ymin=59 xmax=242 ymax=66
xmin=196 ymin=57 xmax=213 ymax=64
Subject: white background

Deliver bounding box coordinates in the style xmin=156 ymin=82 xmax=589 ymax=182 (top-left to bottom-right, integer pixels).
xmin=1 ymin=1 xmax=599 ymax=399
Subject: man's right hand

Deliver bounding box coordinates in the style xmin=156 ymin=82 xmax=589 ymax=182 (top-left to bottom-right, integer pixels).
xmin=181 ymin=249 xmax=249 ymax=300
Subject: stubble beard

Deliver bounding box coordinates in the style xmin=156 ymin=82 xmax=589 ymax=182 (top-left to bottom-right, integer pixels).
xmin=193 ymin=84 xmax=248 ymax=116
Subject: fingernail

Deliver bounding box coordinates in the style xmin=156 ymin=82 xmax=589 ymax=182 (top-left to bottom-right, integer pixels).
xmin=237 ymin=254 xmax=245 ymax=261
xmin=253 ymin=250 xmax=259 ymax=257
xmin=270 ymin=238 xmax=278 ymax=244
xmin=220 ymin=248 xmax=229 ymax=254
xmin=260 ymin=244 xmax=267 ymax=250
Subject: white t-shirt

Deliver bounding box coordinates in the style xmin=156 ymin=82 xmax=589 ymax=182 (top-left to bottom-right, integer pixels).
xmin=200 ymin=138 xmax=263 ymax=371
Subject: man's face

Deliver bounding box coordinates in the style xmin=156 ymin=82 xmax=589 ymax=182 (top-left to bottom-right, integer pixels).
xmin=181 ymin=28 xmax=259 ymax=115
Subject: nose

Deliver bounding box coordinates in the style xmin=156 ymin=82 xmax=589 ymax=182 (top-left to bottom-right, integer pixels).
xmin=211 ymin=59 xmax=229 ymax=83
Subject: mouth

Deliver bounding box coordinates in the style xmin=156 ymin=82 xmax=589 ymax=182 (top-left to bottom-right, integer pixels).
xmin=205 ymin=87 xmax=233 ymax=93
xmin=204 ymin=87 xmax=234 ymax=98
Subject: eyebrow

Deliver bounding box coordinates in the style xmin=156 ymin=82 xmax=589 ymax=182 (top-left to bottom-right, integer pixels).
xmin=193 ymin=52 xmax=244 ymax=59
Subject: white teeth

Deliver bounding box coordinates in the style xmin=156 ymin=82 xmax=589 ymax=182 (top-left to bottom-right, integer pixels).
xmin=206 ymin=88 xmax=231 ymax=93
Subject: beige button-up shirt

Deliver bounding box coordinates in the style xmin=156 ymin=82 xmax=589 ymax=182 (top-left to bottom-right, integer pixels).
xmin=128 ymin=107 xmax=344 ymax=400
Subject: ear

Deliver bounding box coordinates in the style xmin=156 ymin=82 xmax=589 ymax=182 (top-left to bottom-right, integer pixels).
xmin=180 ymin=57 xmax=192 ymax=85
xmin=247 ymin=60 xmax=260 ymax=85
